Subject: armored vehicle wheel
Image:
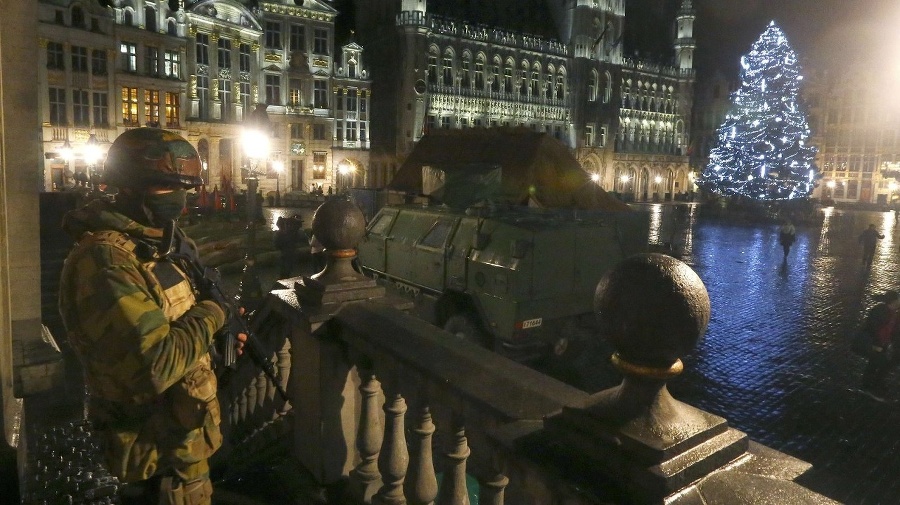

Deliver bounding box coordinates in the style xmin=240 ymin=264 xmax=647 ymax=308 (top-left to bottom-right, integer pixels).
xmin=443 ymin=312 xmax=491 ymax=348
xmin=552 ymin=336 xmax=570 ymax=357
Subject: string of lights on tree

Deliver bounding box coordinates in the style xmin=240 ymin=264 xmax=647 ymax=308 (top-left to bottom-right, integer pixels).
xmin=698 ymin=21 xmax=819 ymax=201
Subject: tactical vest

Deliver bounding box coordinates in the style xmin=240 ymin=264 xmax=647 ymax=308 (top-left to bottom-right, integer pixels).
xmin=63 ymin=229 xmax=222 ymax=482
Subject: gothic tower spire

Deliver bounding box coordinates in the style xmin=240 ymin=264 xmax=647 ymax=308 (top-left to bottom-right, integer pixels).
xmin=674 ymin=0 xmax=696 ymax=70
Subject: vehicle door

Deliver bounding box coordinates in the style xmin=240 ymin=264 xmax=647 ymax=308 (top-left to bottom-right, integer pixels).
xmin=411 ymin=216 xmax=459 ymax=292
xmin=446 ymin=216 xmax=477 ymax=291
xmin=385 ymin=210 xmax=436 ymax=282
xmin=358 ymin=208 xmax=398 ymax=273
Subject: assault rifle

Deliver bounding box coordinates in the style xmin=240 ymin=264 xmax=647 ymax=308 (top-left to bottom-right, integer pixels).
xmin=162 ymin=222 xmax=289 ymax=402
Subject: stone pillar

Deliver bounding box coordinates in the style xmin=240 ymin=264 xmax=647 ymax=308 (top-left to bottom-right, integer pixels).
xmin=0 ymin=0 xmax=42 ymax=442
xmin=269 ymin=197 xmax=407 ymax=490
xmin=545 ymin=253 xmax=749 ymax=502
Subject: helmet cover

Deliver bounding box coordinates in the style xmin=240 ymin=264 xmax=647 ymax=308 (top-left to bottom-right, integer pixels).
xmin=102 ymin=128 xmax=203 ymax=189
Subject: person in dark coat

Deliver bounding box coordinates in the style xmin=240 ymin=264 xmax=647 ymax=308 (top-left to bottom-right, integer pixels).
xmin=778 ymin=219 xmax=796 ymax=261
xmin=858 ymin=223 xmax=884 ymax=268
xmin=274 ymin=215 xmax=305 ymax=279
xmin=860 ymin=290 xmax=900 ymax=401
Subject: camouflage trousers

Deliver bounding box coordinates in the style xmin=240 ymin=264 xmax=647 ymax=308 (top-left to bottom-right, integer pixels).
xmin=120 ymin=459 xmax=212 ymax=505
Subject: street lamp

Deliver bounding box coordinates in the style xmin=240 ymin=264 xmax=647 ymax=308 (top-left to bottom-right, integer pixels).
xmin=59 ymin=140 xmax=73 ymax=189
xmin=826 ymin=179 xmax=836 ymax=200
xmin=337 ymin=161 xmax=354 ymax=191
xmin=619 ymin=174 xmax=630 ymax=194
xmin=84 ymin=133 xmax=102 ymax=192
xmin=273 ymin=159 xmax=284 ymax=206
xmin=241 ymin=118 xmax=272 ymax=258
xmin=590 ymin=173 xmax=601 ymax=184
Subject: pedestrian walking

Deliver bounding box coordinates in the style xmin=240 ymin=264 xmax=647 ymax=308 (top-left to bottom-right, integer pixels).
xmin=859 ymin=223 xmax=884 ymax=267
xmin=778 ymin=219 xmax=796 ymax=261
xmin=274 ymin=214 xmax=305 ymax=279
xmin=859 ymin=290 xmax=900 ymax=402
xmin=58 ymin=128 xmax=244 ymax=504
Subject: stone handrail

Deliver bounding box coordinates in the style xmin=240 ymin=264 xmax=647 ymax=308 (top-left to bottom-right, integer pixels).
xmin=214 ymin=198 xmax=837 ymax=504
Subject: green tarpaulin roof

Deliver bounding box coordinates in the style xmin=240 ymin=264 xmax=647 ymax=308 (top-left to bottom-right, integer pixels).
xmin=387 ymin=127 xmax=630 ymax=211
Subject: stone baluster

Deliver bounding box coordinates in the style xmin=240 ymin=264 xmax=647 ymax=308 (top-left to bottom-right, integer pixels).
xmin=479 ymin=473 xmax=508 ymax=505
xmin=237 ymin=378 xmax=250 ymax=428
xmin=406 ymin=406 xmax=438 ymax=505
xmin=435 ymin=423 xmax=471 ymax=505
xmin=349 ymin=369 xmax=384 ymax=503
xmin=245 ymin=373 xmax=258 ymax=421
xmin=373 ymin=394 xmax=409 ymax=505
xmin=229 ymin=386 xmax=240 ymax=429
xmin=275 ymin=337 xmax=291 ymax=415
xmin=254 ymin=369 xmax=267 ymax=424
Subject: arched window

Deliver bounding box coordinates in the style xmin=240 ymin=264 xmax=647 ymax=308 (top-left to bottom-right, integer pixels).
xmin=603 ymin=71 xmax=612 ymax=103
xmin=145 ymin=6 xmax=157 ymax=32
xmin=519 ymin=61 xmax=528 ymax=95
xmin=427 ymin=46 xmax=438 ymax=84
xmin=555 ymin=68 xmax=566 ymax=100
xmin=504 ymin=58 xmax=514 ymax=94
xmin=167 ymin=19 xmax=177 ymax=36
xmin=588 ymin=70 xmax=598 ymax=101
xmin=474 ymin=54 xmax=485 ymax=90
xmin=442 ymin=48 xmax=454 ymax=86
xmin=348 ymin=58 xmax=357 ymax=78
xmin=545 ymin=65 xmax=554 ymax=100
xmin=491 ymin=56 xmax=501 ymax=92
xmin=123 ymin=9 xmax=134 ymax=27
xmin=531 ymin=63 xmax=540 ymax=97
xmin=461 ymin=52 xmax=471 ymax=88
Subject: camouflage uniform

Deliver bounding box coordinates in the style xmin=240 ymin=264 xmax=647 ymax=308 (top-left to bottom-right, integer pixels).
xmin=59 ymin=197 xmax=224 ymax=503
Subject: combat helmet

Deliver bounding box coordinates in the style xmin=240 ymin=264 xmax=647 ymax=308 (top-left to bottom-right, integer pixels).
xmin=102 ymin=128 xmax=203 ymax=189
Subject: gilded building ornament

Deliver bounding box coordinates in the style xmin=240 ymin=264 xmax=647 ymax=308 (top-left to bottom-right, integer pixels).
xmin=312 ymin=58 xmax=328 ymax=68
xmin=212 ymin=79 xmax=220 ymax=101
xmin=210 ymin=31 xmax=220 ymax=43
xmin=39 ymin=38 xmax=49 ymax=48
xmin=264 ymin=53 xmax=283 ymax=63
xmin=233 ymin=82 xmax=241 ymax=95
xmin=189 ymin=25 xmax=198 ymax=36
xmin=190 ymin=75 xmax=198 ymax=99
xmin=251 ymin=42 xmax=260 ymax=52
xmin=252 ymin=84 xmax=258 ymax=103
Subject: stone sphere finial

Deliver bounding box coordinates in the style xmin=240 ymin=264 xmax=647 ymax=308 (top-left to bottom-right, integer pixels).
xmin=594 ymin=253 xmax=710 ymax=372
xmin=311 ymin=196 xmax=366 ymax=252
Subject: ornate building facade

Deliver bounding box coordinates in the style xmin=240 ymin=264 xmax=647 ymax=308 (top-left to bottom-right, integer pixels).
xmin=37 ymin=0 xmax=370 ymax=195
xmin=804 ymin=66 xmax=900 ymax=205
xmin=353 ymin=0 xmax=696 ymax=200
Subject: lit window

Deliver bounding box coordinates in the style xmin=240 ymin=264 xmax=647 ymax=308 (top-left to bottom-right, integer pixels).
xmin=121 ymin=86 xmax=139 ymax=126
xmin=120 ymin=42 xmax=137 ymax=72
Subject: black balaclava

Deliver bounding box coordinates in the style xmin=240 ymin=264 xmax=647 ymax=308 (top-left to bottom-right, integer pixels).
xmin=115 ymin=188 xmax=187 ymax=228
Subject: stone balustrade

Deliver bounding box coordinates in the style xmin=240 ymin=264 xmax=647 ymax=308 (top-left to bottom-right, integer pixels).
xmin=213 ymin=197 xmax=837 ymax=504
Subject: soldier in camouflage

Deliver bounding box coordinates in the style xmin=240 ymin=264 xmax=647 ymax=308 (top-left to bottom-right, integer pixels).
xmin=59 ymin=128 xmax=237 ymax=505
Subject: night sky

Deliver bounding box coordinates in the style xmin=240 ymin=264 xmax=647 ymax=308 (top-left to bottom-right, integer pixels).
xmin=690 ymin=0 xmax=900 ymax=78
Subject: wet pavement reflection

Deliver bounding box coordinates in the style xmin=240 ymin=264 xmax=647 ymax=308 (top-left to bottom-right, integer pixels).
xmin=570 ymin=203 xmax=900 ymax=504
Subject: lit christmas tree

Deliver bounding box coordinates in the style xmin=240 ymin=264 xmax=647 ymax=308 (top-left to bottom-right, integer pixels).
xmin=698 ymin=21 xmax=818 ymax=200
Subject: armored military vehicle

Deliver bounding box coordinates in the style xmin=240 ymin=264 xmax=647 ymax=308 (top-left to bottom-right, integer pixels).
xmin=357 ymin=203 xmax=650 ymax=363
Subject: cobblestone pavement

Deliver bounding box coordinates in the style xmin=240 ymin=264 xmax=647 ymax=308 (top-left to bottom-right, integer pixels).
xmin=560 ymin=204 xmax=900 ymax=505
